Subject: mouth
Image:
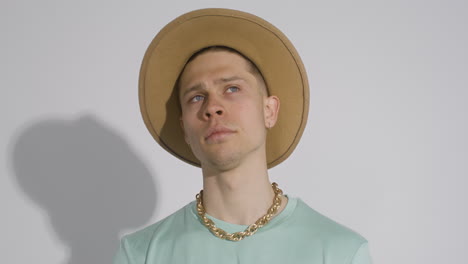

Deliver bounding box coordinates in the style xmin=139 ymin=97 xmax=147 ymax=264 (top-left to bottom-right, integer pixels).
xmin=204 ymin=126 xmax=236 ymax=143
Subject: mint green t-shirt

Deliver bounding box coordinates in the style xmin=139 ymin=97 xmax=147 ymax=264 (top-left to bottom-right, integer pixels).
xmin=113 ymin=196 xmax=372 ymax=264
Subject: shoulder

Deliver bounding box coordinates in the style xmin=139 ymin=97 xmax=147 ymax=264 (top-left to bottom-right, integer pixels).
xmin=290 ymin=197 xmax=369 ymax=260
xmin=119 ymin=202 xmax=194 ymax=258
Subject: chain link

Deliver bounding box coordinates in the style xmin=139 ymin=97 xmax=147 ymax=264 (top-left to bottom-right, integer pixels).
xmin=196 ymin=182 xmax=283 ymax=241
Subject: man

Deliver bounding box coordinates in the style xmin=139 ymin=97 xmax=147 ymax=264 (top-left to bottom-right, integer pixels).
xmin=114 ymin=8 xmax=372 ymax=264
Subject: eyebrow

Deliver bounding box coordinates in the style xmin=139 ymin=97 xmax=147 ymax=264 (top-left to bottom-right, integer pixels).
xmin=181 ymin=76 xmax=245 ymax=98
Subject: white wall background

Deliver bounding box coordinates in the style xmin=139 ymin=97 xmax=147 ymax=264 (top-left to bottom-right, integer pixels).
xmin=2 ymin=0 xmax=467 ymax=263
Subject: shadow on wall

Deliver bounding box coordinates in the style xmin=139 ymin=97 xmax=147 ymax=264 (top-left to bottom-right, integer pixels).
xmin=9 ymin=114 xmax=157 ymax=264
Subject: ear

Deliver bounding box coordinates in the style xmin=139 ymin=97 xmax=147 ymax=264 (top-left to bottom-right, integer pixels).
xmin=179 ymin=116 xmax=190 ymax=145
xmin=263 ymin=95 xmax=280 ymax=129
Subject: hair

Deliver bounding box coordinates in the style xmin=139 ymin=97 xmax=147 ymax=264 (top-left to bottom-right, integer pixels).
xmin=176 ymin=46 xmax=268 ymax=98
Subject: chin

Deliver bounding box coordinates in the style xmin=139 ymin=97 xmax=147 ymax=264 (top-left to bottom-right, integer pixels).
xmin=201 ymin=152 xmax=243 ymax=172
xmin=195 ymin=142 xmax=263 ymax=171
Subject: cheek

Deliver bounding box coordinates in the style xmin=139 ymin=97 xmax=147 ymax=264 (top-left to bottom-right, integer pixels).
xmin=181 ymin=115 xmax=205 ymax=146
xmin=234 ymin=100 xmax=265 ymax=129
xmin=181 ymin=115 xmax=196 ymax=137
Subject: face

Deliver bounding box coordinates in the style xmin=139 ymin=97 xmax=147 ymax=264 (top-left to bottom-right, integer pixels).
xmin=178 ymin=50 xmax=279 ymax=171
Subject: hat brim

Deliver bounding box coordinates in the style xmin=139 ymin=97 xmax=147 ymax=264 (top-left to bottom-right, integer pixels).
xmin=139 ymin=8 xmax=309 ymax=168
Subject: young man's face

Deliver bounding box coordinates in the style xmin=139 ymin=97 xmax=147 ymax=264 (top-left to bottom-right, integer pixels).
xmin=178 ymin=50 xmax=279 ymax=171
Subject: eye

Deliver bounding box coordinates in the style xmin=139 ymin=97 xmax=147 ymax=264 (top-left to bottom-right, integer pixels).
xmin=190 ymin=95 xmax=204 ymax=103
xmin=226 ymin=86 xmax=240 ymax=93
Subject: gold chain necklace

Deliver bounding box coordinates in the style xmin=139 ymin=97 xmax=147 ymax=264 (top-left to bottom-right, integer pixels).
xmin=195 ymin=182 xmax=283 ymax=241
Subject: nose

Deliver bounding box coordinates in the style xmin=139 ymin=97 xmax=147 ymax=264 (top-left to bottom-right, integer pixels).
xmin=203 ymin=97 xmax=224 ymax=119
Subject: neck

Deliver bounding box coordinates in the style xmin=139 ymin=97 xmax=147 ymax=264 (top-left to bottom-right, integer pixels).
xmin=200 ymin=155 xmax=287 ymax=225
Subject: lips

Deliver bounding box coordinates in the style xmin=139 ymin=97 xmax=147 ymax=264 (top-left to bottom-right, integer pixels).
xmin=204 ymin=126 xmax=235 ymax=142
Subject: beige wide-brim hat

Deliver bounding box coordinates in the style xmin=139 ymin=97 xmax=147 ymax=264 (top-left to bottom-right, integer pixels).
xmin=139 ymin=8 xmax=309 ymax=168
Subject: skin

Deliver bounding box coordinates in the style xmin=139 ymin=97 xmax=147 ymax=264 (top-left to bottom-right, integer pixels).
xmin=178 ymin=50 xmax=288 ymax=225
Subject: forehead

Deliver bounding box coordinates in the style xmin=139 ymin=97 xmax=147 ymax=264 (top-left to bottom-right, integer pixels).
xmin=178 ymin=51 xmax=254 ymax=88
